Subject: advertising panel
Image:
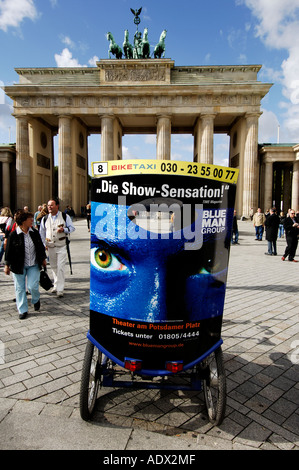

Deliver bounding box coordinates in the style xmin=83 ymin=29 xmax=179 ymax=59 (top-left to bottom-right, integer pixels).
xmin=89 ymin=160 xmax=238 ymax=374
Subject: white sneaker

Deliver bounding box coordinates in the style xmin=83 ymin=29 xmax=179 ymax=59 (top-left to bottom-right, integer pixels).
xmin=51 ymin=288 xmax=57 ymax=294
xmin=57 ymin=292 xmax=64 ymax=298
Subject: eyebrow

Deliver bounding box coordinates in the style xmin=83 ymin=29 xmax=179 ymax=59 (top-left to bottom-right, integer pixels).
xmin=91 ymin=237 xmax=130 ymax=260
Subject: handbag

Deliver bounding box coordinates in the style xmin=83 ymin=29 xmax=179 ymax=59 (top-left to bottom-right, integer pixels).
xmin=40 ymin=267 xmax=53 ymax=291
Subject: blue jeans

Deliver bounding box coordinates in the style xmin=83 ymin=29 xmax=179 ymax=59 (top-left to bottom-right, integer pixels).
xmin=231 ymin=229 xmax=239 ymax=244
xmin=0 ymin=236 xmax=4 ymax=262
xmin=267 ymin=240 xmax=277 ymax=255
xmin=12 ymin=264 xmax=40 ymax=315
xmin=278 ymin=224 xmax=284 ymax=238
xmin=255 ymin=225 xmax=263 ymax=240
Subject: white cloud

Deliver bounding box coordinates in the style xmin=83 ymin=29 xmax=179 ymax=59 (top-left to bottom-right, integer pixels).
xmin=258 ymin=65 xmax=283 ymax=84
xmin=258 ymin=108 xmax=280 ymax=143
xmin=55 ymin=36 xmax=98 ymax=67
xmin=0 ymin=101 xmax=15 ymax=143
xmin=0 ymin=80 xmax=5 ymax=105
xmin=238 ymin=0 xmax=299 ymax=49
xmin=122 ymin=146 xmax=129 ymax=158
xmin=54 ymin=48 xmax=86 ymax=67
xmin=0 ymin=0 xmax=38 ymax=32
xmin=214 ymin=135 xmax=229 ymax=166
xmin=88 ymin=56 xmax=99 ymax=66
xmin=61 ymin=35 xmax=75 ymax=49
xmin=238 ymin=0 xmax=299 ymax=141
xmin=238 ymin=53 xmax=247 ymax=63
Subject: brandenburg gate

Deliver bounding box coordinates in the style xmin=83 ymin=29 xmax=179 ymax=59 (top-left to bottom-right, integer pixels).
xmin=4 ymin=57 xmax=272 ymax=217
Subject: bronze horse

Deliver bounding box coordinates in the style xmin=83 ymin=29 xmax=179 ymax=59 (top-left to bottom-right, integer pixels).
xmin=142 ymin=27 xmax=150 ymax=59
xmin=154 ymin=30 xmax=167 ymax=58
xmin=107 ymin=32 xmax=123 ymax=59
xmin=123 ymin=29 xmax=133 ymax=59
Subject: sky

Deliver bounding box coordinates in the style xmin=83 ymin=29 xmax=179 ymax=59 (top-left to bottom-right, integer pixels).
xmin=1 ymin=0 xmax=299 ymax=172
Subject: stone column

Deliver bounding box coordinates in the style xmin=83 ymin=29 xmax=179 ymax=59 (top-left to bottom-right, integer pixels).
xmin=200 ymin=114 xmax=215 ymax=164
xmin=274 ymin=166 xmax=282 ymax=209
xmin=291 ymin=160 xmax=299 ymax=210
xmin=264 ymin=161 xmax=273 ymax=210
xmin=58 ymin=115 xmax=72 ymax=209
xmin=101 ymin=115 xmax=114 ymax=161
xmin=283 ymin=166 xmax=291 ymax=212
xmin=193 ymin=118 xmax=202 ymax=162
xmin=242 ymin=113 xmax=260 ymax=217
xmin=156 ymin=115 xmax=171 ymax=160
xmin=16 ymin=116 xmax=31 ymax=208
xmin=2 ymin=160 xmax=11 ymax=207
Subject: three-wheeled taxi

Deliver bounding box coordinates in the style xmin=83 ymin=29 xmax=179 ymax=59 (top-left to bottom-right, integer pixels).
xmin=80 ymin=160 xmax=238 ymax=426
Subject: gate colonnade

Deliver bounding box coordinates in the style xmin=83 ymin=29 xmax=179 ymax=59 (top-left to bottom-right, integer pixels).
xmin=4 ymin=59 xmax=274 ymax=216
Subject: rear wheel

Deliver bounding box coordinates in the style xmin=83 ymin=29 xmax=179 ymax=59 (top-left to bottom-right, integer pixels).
xmin=202 ymin=346 xmax=226 ymax=425
xmin=80 ymin=340 xmax=102 ymax=421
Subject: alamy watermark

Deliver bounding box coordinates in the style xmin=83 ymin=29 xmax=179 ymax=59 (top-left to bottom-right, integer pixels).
xmin=93 ymin=196 xmax=230 ymax=250
xmin=94 ymin=197 xmax=207 ymax=250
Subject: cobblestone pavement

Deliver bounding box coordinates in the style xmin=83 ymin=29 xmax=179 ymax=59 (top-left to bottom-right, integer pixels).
xmin=0 ymin=219 xmax=298 ymax=450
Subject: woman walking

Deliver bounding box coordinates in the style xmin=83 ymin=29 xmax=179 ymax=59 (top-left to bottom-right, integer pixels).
xmin=4 ymin=210 xmax=47 ymax=319
xmin=0 ymin=207 xmax=13 ymax=264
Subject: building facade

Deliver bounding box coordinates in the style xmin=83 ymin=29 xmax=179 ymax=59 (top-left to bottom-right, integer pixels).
xmin=259 ymin=143 xmax=299 ymax=212
xmin=3 ymin=58 xmax=295 ymax=216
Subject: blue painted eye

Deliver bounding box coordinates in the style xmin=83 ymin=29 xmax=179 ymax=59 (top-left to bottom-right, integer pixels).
xmin=91 ymin=247 xmax=128 ymax=272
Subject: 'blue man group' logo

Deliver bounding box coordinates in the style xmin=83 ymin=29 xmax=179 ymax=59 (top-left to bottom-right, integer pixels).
xmin=90 ymin=199 xmax=230 ymax=323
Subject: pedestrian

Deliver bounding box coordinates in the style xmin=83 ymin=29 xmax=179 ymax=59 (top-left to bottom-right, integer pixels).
xmin=3 ymin=209 xmax=20 ymax=250
xmin=264 ymin=207 xmax=279 ymax=255
xmin=249 ymin=207 xmax=254 ymax=221
xmin=278 ymin=211 xmax=285 ymax=238
xmin=34 ymin=205 xmax=42 ymax=230
xmin=253 ymin=208 xmax=265 ymax=240
xmin=39 ymin=198 xmax=75 ymax=297
xmin=281 ymin=209 xmax=299 ymax=262
xmin=86 ymin=203 xmax=91 ymax=231
xmin=64 ymin=205 xmax=75 ymax=221
xmin=0 ymin=207 xmax=13 ymax=265
xmin=231 ymin=210 xmax=239 ymax=244
xmin=4 ymin=210 xmax=47 ymax=319
xmin=36 ymin=203 xmax=48 ymax=227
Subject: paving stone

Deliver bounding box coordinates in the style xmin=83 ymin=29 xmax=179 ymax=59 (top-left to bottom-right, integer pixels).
xmin=0 ymin=220 xmax=298 ymax=450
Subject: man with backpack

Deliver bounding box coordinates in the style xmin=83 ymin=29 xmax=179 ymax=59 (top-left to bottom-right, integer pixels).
xmin=39 ymin=198 xmax=75 ymax=297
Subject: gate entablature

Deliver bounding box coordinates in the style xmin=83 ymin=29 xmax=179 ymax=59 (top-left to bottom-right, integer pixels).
xmin=6 ymin=61 xmax=270 ymax=133
xmin=4 ymin=59 xmax=272 ymax=217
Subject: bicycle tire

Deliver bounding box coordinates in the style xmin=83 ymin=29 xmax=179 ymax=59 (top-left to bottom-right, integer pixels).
xmin=80 ymin=340 xmax=102 ymax=421
xmin=202 ymin=346 xmax=226 ymax=425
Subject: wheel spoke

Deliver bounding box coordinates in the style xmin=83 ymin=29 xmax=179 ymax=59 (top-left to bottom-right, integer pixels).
xmin=80 ymin=341 xmax=102 ymax=420
xmin=202 ymin=347 xmax=226 ymax=425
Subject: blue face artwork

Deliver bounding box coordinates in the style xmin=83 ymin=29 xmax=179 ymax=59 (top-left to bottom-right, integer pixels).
xmin=90 ymin=201 xmax=230 ymax=322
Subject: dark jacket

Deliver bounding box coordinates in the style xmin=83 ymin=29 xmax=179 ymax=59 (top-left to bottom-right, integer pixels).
xmin=265 ymin=213 xmax=280 ymax=241
xmin=232 ymin=215 xmax=238 ymax=231
xmin=5 ymin=228 xmax=46 ymax=274
xmin=284 ymin=216 xmax=299 ymax=240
